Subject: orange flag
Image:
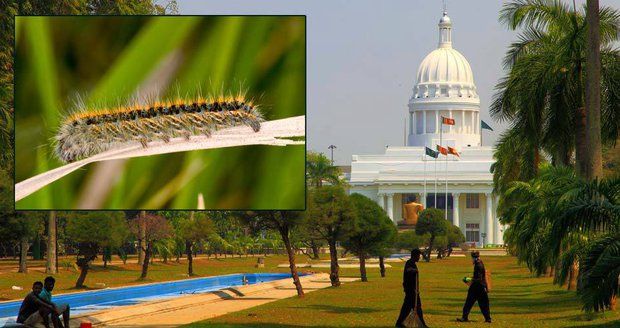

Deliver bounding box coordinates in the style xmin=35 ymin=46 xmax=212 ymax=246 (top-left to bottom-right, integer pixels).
xmin=442 ymin=116 xmax=455 ymax=125
xmin=448 ymin=146 xmax=460 ymax=157
xmin=436 ymin=145 xmax=448 ymax=155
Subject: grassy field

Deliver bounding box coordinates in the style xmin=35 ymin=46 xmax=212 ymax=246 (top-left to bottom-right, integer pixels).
xmin=2 ymin=255 xmax=618 ymax=327
xmin=182 ymin=256 xmax=620 ymax=328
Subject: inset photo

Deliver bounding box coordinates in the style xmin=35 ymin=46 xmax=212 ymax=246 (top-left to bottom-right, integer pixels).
xmin=14 ymin=16 xmax=306 ymax=210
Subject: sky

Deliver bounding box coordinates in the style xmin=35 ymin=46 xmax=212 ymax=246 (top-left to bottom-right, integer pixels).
xmin=178 ymin=0 xmax=615 ymax=165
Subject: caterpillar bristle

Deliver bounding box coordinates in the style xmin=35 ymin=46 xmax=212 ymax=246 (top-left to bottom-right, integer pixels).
xmin=55 ymin=94 xmax=263 ymax=163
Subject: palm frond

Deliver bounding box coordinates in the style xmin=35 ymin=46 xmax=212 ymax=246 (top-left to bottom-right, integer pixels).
xmin=578 ymin=233 xmax=620 ymax=312
xmin=500 ymin=0 xmax=574 ymax=32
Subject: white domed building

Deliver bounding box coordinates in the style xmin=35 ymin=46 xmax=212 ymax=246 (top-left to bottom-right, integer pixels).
xmin=348 ymin=11 xmax=504 ymax=246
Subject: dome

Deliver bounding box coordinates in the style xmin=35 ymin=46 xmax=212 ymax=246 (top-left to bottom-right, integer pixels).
xmin=439 ymin=11 xmax=451 ymax=24
xmin=410 ymin=11 xmax=478 ymax=99
xmin=407 ymin=10 xmax=482 ymax=150
xmin=416 ymin=48 xmax=474 ymax=85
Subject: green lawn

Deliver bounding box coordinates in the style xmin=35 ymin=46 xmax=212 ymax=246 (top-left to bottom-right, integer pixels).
xmin=2 ymin=255 xmax=618 ymax=327
xmin=181 ymin=256 xmax=620 ymax=328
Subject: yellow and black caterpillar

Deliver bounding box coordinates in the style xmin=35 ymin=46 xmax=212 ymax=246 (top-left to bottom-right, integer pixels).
xmin=55 ymin=96 xmax=263 ymax=163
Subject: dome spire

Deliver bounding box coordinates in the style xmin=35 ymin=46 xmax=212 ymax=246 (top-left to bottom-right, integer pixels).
xmin=438 ymin=2 xmax=452 ymax=48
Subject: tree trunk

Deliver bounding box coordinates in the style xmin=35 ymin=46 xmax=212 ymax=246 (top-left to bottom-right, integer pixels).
xmin=46 ymin=211 xmax=57 ymax=274
xmin=75 ymin=264 xmax=89 ymax=288
xmin=186 ymin=240 xmax=194 ymax=276
xmin=585 ymin=0 xmax=603 ymax=180
xmin=140 ymin=244 xmax=151 ymax=279
xmin=19 ymin=236 xmax=28 ymax=273
xmin=567 ymin=260 xmax=579 ymax=291
xmin=281 ymin=229 xmax=304 ymax=297
xmin=138 ymin=211 xmax=146 ymax=265
xmin=574 ymin=52 xmax=588 ymax=177
xmin=359 ymin=254 xmax=367 ymax=282
xmin=379 ymin=256 xmax=386 ymax=278
xmin=425 ymin=236 xmax=435 ymax=262
xmin=311 ymin=241 xmax=320 ymax=260
xmin=328 ymin=240 xmax=340 ymax=287
xmin=609 ymin=295 xmax=617 ymax=311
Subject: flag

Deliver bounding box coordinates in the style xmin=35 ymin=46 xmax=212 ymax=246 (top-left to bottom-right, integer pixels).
xmin=442 ymin=116 xmax=455 ymax=125
xmin=425 ymin=146 xmax=439 ymax=158
xmin=436 ymin=145 xmax=448 ymax=155
xmin=448 ymin=146 xmax=460 ymax=157
xmin=481 ymin=120 xmax=494 ymax=131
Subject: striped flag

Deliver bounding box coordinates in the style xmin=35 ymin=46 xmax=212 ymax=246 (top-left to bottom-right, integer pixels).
xmin=481 ymin=120 xmax=494 ymax=131
xmin=448 ymin=146 xmax=460 ymax=157
xmin=436 ymin=145 xmax=448 ymax=155
xmin=442 ymin=116 xmax=455 ymax=125
xmin=425 ymin=146 xmax=439 ymax=158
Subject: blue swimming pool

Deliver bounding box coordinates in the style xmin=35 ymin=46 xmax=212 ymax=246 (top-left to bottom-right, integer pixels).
xmin=0 ymin=273 xmax=294 ymax=326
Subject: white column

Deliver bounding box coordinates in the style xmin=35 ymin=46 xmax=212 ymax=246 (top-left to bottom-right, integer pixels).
xmin=449 ymin=109 xmax=453 ymax=133
xmin=435 ymin=110 xmax=439 ymax=133
xmin=452 ymin=192 xmax=460 ymax=228
xmin=421 ymin=192 xmax=427 ymax=208
xmin=494 ymin=195 xmax=503 ymax=245
xmin=461 ymin=111 xmax=465 ymax=133
xmin=386 ymin=193 xmax=394 ymax=223
xmin=470 ymin=111 xmax=475 ymax=134
xmin=485 ymin=192 xmax=494 ymax=245
xmin=423 ymin=111 xmax=427 ymax=134
xmin=377 ymin=192 xmax=385 ymax=211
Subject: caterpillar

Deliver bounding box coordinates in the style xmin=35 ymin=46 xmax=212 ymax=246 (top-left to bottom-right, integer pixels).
xmin=54 ymin=95 xmax=263 ymax=163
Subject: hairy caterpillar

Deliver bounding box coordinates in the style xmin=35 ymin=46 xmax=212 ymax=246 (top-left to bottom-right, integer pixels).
xmin=55 ymin=95 xmax=263 ymax=163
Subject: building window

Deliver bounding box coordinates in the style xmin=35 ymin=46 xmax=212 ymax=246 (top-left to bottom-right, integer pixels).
xmin=466 ymin=193 xmax=479 ymax=208
xmin=466 ymin=223 xmax=480 ymax=242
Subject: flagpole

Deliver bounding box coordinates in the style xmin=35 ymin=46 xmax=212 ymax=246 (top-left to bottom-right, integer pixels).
xmin=437 ymin=122 xmax=442 ymax=209
xmin=445 ymin=145 xmax=448 ymax=221
xmin=441 ymin=117 xmax=448 ymax=222
xmin=434 ymin=155 xmax=437 ymax=208
xmin=423 ymin=153 xmax=427 ymax=208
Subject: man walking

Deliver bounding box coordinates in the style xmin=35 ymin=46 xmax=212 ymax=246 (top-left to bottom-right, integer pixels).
xmin=395 ymin=248 xmax=428 ymax=327
xmin=457 ymin=251 xmax=491 ymax=323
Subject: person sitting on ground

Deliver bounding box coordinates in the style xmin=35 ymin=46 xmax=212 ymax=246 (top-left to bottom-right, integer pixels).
xmin=40 ymin=276 xmax=71 ymax=328
xmin=456 ymin=251 xmax=492 ymax=323
xmin=16 ymin=281 xmax=59 ymax=328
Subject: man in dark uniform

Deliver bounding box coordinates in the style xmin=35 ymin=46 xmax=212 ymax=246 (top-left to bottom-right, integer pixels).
xmin=395 ymin=248 xmax=428 ymax=327
xmin=457 ymin=251 xmax=492 ymax=323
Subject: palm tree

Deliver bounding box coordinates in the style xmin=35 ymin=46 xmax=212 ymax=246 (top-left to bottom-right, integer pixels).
xmin=585 ymin=0 xmax=603 ymax=180
xmin=493 ymin=0 xmax=620 ymax=178
xmin=307 ymin=151 xmax=340 ymax=188
xmin=500 ymin=165 xmax=619 ymax=308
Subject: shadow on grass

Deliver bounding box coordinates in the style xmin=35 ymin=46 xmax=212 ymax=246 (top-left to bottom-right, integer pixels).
xmin=565 ymin=319 xmax=620 ymax=327
xmin=289 ymin=304 xmax=383 ymax=314
xmin=184 ymin=324 xmax=394 ymax=328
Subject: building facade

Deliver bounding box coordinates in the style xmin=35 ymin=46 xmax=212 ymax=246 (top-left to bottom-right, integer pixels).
xmin=348 ymin=11 xmax=504 ymax=246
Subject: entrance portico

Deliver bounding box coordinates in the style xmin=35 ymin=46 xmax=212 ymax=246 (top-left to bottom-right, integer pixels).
xmin=371 ymin=188 xmax=501 ymax=245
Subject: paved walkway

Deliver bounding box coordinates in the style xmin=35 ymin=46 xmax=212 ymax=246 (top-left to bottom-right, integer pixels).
xmin=65 ymin=273 xmax=357 ymax=327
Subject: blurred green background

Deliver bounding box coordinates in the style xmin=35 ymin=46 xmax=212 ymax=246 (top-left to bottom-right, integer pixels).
xmin=14 ymin=16 xmax=306 ymax=210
